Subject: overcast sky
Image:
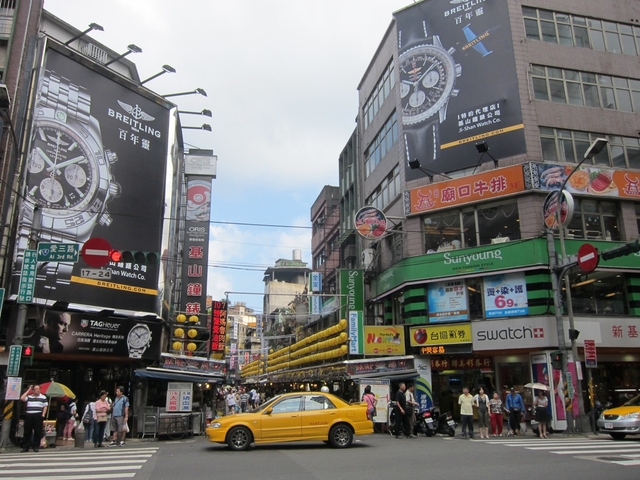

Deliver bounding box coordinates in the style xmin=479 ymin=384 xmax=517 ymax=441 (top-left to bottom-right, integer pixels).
xmin=44 ymin=0 xmax=411 ymax=313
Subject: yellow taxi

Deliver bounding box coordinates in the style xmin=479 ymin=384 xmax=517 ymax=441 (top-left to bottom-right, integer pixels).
xmin=597 ymin=394 xmax=640 ymax=440
xmin=206 ymin=391 xmax=373 ymax=450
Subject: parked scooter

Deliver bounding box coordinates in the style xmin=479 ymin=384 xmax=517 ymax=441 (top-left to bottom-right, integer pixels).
xmin=415 ymin=407 xmax=456 ymax=437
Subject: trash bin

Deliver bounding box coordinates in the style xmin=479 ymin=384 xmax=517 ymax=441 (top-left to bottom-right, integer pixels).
xmin=74 ymin=423 xmax=85 ymax=448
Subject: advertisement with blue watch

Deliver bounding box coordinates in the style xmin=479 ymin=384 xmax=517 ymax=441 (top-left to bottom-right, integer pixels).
xmin=395 ymin=0 xmax=526 ymax=180
xmin=11 ymin=42 xmax=173 ymax=315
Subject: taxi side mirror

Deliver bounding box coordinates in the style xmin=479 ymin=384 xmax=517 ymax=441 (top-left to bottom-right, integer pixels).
xmin=264 ymin=407 xmax=273 ymax=415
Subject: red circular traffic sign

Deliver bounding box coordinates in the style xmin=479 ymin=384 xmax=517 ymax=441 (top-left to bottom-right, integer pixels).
xmin=577 ymin=243 xmax=599 ymax=273
xmin=81 ymin=237 xmax=112 ymax=268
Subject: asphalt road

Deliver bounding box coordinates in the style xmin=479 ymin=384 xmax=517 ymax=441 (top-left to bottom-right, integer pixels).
xmin=2 ymin=432 xmax=640 ymax=480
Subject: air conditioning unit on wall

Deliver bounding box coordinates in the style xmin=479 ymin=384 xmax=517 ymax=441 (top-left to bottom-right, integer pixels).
xmin=362 ymin=248 xmax=375 ymax=270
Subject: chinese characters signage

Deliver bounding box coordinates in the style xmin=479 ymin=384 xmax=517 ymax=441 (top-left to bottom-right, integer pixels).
xmin=405 ymin=164 xmax=525 ymax=215
xmin=210 ymin=301 xmax=227 ymax=352
xmin=166 ymin=382 xmax=192 ymax=412
xmin=160 ymin=353 xmax=226 ymax=375
xmin=409 ymin=323 xmax=472 ymax=347
xmin=17 ymin=249 xmax=37 ymax=303
xmin=428 ymin=279 xmax=469 ymax=322
xmin=345 ymin=357 xmax=414 ymax=376
xmin=431 ymin=357 xmax=493 ymax=370
xmin=363 ymin=326 xmax=405 ymax=356
xmin=483 ymin=272 xmax=528 ymax=318
xmin=180 ymin=178 xmax=212 ymax=318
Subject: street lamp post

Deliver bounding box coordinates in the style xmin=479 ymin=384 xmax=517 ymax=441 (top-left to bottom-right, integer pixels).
xmin=551 ymin=137 xmax=608 ymax=432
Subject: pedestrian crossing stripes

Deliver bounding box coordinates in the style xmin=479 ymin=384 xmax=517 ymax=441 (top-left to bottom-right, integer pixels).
xmin=483 ymin=437 xmax=640 ymax=466
xmin=0 ymin=446 xmax=159 ymax=480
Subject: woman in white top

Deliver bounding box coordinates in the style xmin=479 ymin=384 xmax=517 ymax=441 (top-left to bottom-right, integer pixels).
xmin=534 ymin=390 xmax=550 ymax=438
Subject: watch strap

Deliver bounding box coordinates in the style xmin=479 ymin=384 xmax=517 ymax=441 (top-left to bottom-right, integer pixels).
xmin=39 ymin=71 xmax=91 ymax=124
xmin=398 ymin=19 xmax=429 ymax=51
xmin=404 ymin=119 xmax=439 ymax=171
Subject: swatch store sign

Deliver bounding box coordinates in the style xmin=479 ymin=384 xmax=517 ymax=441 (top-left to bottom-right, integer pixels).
xmin=472 ymin=317 xmax=557 ymax=351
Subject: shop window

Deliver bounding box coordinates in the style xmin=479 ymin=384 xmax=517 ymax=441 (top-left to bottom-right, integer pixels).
xmin=563 ymin=272 xmax=627 ymax=315
xmin=564 ymin=199 xmax=620 ymax=241
xmin=423 ymin=200 xmax=520 ymax=253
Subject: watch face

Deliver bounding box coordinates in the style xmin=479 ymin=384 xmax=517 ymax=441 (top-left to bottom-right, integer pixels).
xmin=27 ymin=121 xmax=100 ymax=214
xmin=399 ymin=43 xmax=458 ymax=125
xmin=128 ymin=325 xmax=151 ymax=349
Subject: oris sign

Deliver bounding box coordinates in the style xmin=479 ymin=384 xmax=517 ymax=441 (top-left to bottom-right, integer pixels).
xmin=472 ymin=317 xmax=557 ymax=351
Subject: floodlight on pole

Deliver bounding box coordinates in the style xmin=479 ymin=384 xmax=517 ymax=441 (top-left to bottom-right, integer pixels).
xmin=163 ymin=88 xmax=207 ymax=98
xmin=182 ymin=124 xmax=212 ymax=132
xmin=64 ymin=22 xmax=104 ymax=45
xmin=179 ymin=109 xmax=212 ymax=117
xmin=104 ymin=44 xmax=143 ymax=66
xmin=472 ymin=141 xmax=499 ymax=173
xmin=140 ymin=64 xmax=176 ymax=85
xmin=408 ymin=158 xmax=452 ymax=182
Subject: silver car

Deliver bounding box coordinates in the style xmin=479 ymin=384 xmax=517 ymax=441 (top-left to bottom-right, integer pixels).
xmin=597 ymin=394 xmax=640 ymax=440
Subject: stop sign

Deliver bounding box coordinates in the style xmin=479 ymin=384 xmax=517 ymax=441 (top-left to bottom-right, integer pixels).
xmin=81 ymin=237 xmax=112 ymax=268
xmin=577 ymin=243 xmax=599 ymax=273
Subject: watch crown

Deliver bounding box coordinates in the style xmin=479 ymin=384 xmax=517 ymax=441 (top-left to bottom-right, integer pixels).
xmin=108 ymin=181 xmax=121 ymax=198
xmin=99 ymin=212 xmax=113 ymax=227
xmin=105 ymin=150 xmax=118 ymax=164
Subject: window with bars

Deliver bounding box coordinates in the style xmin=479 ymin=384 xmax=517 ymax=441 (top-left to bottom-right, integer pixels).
xmin=522 ymin=6 xmax=640 ymax=56
xmin=531 ymin=64 xmax=640 ymax=113
xmin=365 ymin=165 xmax=400 ymax=211
xmin=363 ymin=61 xmax=396 ymax=130
xmin=364 ymin=112 xmax=398 ymax=177
xmin=539 ymin=127 xmax=640 ymax=170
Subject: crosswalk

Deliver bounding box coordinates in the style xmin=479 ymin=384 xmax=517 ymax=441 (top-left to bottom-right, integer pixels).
xmin=0 ymin=446 xmax=159 ymax=480
xmin=483 ymin=437 xmax=640 ymax=466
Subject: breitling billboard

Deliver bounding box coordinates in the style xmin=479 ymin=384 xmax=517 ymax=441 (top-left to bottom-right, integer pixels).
xmin=395 ymin=0 xmax=525 ymax=180
xmin=11 ymin=41 xmax=172 ymax=315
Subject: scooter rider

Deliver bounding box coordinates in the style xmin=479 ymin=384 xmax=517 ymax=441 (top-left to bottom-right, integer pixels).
xmin=505 ymin=387 xmax=525 ymax=435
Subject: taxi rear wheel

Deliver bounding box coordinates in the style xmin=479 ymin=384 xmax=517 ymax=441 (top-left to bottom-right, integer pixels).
xmin=328 ymin=424 xmax=353 ymax=448
xmin=227 ymin=426 xmax=252 ymax=451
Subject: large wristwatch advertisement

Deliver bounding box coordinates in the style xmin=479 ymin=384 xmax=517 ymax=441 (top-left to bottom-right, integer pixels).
xmin=395 ymin=0 xmax=526 ymax=181
xmin=11 ymin=44 xmax=172 ymax=315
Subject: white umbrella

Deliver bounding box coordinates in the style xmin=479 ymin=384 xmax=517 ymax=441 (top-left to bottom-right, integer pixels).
xmin=524 ymin=382 xmax=549 ymax=391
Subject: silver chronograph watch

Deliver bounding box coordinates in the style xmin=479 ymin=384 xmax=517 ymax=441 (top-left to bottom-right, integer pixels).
xmin=18 ymin=69 xmax=120 ymax=288
xmin=127 ymin=323 xmax=152 ymax=359
xmin=398 ymin=20 xmax=461 ymax=170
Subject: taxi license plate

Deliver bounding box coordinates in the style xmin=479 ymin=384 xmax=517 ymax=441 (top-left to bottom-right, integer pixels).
xmin=604 ymin=422 xmax=614 ymax=429
xmin=447 ymin=420 xmax=455 ymax=426
xmin=425 ymin=418 xmax=433 ymax=423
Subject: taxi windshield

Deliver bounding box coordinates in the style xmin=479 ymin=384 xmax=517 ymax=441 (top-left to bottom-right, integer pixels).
xmin=623 ymin=395 xmax=640 ymax=407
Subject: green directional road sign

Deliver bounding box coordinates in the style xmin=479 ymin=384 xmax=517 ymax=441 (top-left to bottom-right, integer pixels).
xmin=17 ymin=249 xmax=37 ymax=303
xmin=7 ymin=345 xmax=22 ymax=376
xmin=37 ymin=242 xmax=80 ymax=262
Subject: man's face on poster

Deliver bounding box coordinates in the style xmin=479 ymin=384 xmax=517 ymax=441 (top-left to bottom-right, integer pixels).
xmin=46 ymin=313 xmax=71 ymax=341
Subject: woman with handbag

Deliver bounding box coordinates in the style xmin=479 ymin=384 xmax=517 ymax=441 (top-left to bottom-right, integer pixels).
xmin=93 ymin=391 xmax=111 ymax=448
xmin=362 ymin=385 xmax=377 ymax=424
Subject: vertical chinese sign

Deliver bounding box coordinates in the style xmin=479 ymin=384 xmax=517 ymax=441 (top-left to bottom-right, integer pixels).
xmin=179 ymin=150 xmax=216 ymax=336
xmin=210 ymin=300 xmax=227 ymax=355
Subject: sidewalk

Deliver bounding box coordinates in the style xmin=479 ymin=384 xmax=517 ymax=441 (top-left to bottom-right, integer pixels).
xmin=0 ymin=436 xmax=157 ymax=454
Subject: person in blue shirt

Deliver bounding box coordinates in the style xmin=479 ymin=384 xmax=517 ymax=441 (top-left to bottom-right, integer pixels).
xmin=505 ymin=387 xmax=525 ymax=435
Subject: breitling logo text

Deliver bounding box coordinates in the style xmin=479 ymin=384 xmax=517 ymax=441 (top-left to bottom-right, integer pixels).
xmin=107 ymin=108 xmax=162 ymax=138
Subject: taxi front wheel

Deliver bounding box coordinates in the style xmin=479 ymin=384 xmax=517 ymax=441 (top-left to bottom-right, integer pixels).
xmin=227 ymin=426 xmax=252 ymax=451
xmin=329 ymin=424 xmax=353 ymax=448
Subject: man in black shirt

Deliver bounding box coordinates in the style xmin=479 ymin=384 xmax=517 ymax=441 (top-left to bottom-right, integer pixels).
xmin=394 ymin=382 xmax=409 ymax=439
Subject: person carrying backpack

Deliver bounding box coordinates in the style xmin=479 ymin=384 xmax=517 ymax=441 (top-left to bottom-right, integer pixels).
xmin=82 ymin=397 xmax=96 ymax=442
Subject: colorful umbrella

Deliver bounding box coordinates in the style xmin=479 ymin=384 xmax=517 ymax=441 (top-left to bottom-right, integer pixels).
xmin=39 ymin=381 xmax=75 ymax=399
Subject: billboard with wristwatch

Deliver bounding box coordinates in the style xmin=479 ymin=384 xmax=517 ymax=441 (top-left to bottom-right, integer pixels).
xmin=10 ymin=41 xmax=174 ymax=315
xmin=394 ymin=0 xmax=525 ymax=180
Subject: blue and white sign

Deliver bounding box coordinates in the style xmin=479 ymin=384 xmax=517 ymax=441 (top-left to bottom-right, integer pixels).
xmin=483 ymin=272 xmax=528 ymax=318
xmin=428 ymin=279 xmax=468 ymax=322
xmin=311 ymin=272 xmax=322 ymax=293
xmin=310 ymin=295 xmax=322 ymax=315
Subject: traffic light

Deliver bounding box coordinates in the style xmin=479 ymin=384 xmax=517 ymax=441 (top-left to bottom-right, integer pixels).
xmin=601 ymin=239 xmax=640 ymax=261
xmin=109 ymin=250 xmax=159 ymax=265
xmin=550 ymin=350 xmax=563 ymax=370
xmin=22 ymin=344 xmax=34 ymax=366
